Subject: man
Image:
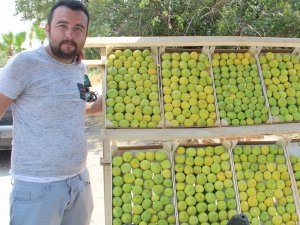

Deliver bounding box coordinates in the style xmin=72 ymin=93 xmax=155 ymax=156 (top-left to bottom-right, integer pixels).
xmin=0 ymin=1 xmax=101 ymax=224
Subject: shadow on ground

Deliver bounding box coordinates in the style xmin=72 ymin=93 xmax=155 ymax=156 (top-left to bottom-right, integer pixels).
xmin=85 ymin=114 xmax=103 ymax=160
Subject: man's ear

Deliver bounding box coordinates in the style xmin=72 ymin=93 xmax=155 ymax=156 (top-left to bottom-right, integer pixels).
xmin=76 ymin=51 xmax=84 ymax=64
xmin=45 ymin=24 xmax=50 ymax=36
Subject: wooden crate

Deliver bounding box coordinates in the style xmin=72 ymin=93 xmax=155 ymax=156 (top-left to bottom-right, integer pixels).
xmin=286 ymin=142 xmax=300 ymax=214
xmin=211 ymin=48 xmax=273 ymax=127
xmin=257 ymin=49 xmax=300 ymax=124
xmin=232 ymin=140 xmax=300 ymax=225
xmin=172 ymin=142 xmax=241 ymax=224
xmin=159 ymin=47 xmax=221 ymax=129
xmin=105 ymin=142 xmax=177 ymax=225
xmin=104 ymin=47 xmax=164 ymax=129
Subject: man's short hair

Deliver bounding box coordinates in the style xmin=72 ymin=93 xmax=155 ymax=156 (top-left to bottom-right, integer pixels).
xmin=47 ymin=0 xmax=90 ymax=26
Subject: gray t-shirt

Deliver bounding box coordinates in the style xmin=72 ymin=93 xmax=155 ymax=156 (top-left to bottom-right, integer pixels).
xmin=0 ymin=46 xmax=87 ymax=177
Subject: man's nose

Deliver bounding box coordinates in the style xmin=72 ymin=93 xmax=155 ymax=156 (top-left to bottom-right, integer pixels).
xmin=65 ymin=28 xmax=75 ymax=39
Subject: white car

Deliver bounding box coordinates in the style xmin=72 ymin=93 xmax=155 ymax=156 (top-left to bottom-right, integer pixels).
xmin=0 ymin=109 xmax=12 ymax=150
xmin=0 ymin=68 xmax=13 ymax=150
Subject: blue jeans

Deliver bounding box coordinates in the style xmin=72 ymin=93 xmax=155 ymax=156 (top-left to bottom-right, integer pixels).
xmin=9 ymin=169 xmax=94 ymax=225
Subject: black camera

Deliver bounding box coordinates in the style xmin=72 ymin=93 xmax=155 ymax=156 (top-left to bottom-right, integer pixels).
xmin=227 ymin=214 xmax=250 ymax=225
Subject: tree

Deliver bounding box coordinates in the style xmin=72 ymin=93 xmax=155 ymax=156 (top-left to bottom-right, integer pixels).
xmin=30 ymin=22 xmax=47 ymax=47
xmin=88 ymin=0 xmax=300 ymax=37
xmin=15 ymin=0 xmax=55 ymax=24
xmin=14 ymin=32 xmax=27 ymax=53
xmin=1 ymin=32 xmax=14 ymax=57
xmin=14 ymin=0 xmax=300 ymax=38
xmin=1 ymin=32 xmax=26 ymax=56
xmin=215 ymin=0 xmax=300 ymax=37
xmin=0 ymin=31 xmax=27 ymax=67
xmin=0 ymin=44 xmax=9 ymax=67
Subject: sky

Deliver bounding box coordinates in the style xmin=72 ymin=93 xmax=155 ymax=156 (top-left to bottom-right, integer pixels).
xmin=0 ymin=0 xmax=36 ymax=47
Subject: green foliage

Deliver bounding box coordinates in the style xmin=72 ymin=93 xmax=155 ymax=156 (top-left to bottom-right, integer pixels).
xmin=88 ymin=66 xmax=102 ymax=79
xmin=215 ymin=0 xmax=300 ymax=37
xmin=15 ymin=0 xmax=55 ymax=24
xmin=4 ymin=0 xmax=297 ymax=74
xmin=14 ymin=32 xmax=27 ymax=52
xmin=0 ymin=31 xmax=27 ymax=66
xmin=86 ymin=0 xmax=300 ymax=37
xmin=12 ymin=0 xmax=300 ymax=38
xmin=84 ymin=48 xmax=101 ymax=60
xmin=7 ymin=0 xmax=298 ymax=62
xmin=1 ymin=32 xmax=27 ymax=56
xmin=31 ymin=22 xmax=47 ymax=45
xmin=0 ymin=50 xmax=9 ymax=68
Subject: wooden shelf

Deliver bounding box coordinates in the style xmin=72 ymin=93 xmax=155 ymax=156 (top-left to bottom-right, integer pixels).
xmin=85 ymin=36 xmax=300 ymax=48
xmin=99 ymin=123 xmax=300 ymax=141
xmin=82 ymin=59 xmax=105 ymax=67
xmin=83 ymin=36 xmax=300 ymax=141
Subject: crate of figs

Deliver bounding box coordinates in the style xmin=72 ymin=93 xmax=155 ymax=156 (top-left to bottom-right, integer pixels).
xmin=211 ymin=49 xmax=271 ymax=127
xmin=257 ymin=50 xmax=300 ymax=124
xmin=110 ymin=144 xmax=177 ymax=225
xmin=232 ymin=142 xmax=300 ymax=225
xmin=173 ymin=143 xmax=239 ymax=225
xmin=105 ymin=48 xmax=163 ymax=128
xmin=159 ymin=47 xmax=220 ymax=128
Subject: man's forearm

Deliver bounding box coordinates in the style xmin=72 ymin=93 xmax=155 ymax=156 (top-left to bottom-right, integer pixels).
xmin=86 ymin=96 xmax=102 ymax=115
xmin=0 ymin=93 xmax=13 ymax=120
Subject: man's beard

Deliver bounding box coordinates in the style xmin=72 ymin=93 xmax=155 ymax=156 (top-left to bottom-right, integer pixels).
xmin=49 ymin=39 xmax=78 ymax=60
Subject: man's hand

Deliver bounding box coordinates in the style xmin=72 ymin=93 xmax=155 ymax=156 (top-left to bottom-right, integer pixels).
xmin=86 ymin=95 xmax=102 ymax=115
xmin=0 ymin=93 xmax=13 ymax=119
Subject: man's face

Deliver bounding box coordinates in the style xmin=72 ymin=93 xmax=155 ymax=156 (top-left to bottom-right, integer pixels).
xmin=46 ymin=6 xmax=88 ymax=62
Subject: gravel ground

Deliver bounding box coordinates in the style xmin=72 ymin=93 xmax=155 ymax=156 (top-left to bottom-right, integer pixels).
xmin=0 ymin=114 xmax=105 ymax=225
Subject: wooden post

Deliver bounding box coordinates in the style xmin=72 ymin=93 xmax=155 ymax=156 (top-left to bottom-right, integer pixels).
xmin=100 ymin=140 xmax=112 ymax=225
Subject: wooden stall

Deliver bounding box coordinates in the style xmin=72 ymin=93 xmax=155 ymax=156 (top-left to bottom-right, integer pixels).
xmin=83 ymin=36 xmax=300 ymax=225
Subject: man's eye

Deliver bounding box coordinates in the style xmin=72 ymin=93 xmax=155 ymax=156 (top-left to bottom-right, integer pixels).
xmin=58 ymin=24 xmax=67 ymax=29
xmin=74 ymin=27 xmax=84 ymax=32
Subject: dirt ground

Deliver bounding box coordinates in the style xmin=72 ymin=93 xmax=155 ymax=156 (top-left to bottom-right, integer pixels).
xmin=0 ymin=114 xmax=106 ymax=225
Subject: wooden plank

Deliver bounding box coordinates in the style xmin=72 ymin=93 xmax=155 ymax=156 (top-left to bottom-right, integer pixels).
xmin=102 ymin=140 xmax=112 ymax=225
xmin=100 ymin=47 xmax=108 ymax=129
xmin=99 ymin=123 xmax=300 ymax=141
xmin=85 ymin=36 xmax=300 ymax=48
xmin=82 ymin=59 xmax=105 ymax=66
xmin=100 ymin=60 xmax=110 ymax=224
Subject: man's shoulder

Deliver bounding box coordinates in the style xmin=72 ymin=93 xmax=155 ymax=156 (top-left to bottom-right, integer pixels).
xmin=19 ymin=46 xmax=44 ymax=58
xmin=9 ymin=47 xmax=45 ymax=66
